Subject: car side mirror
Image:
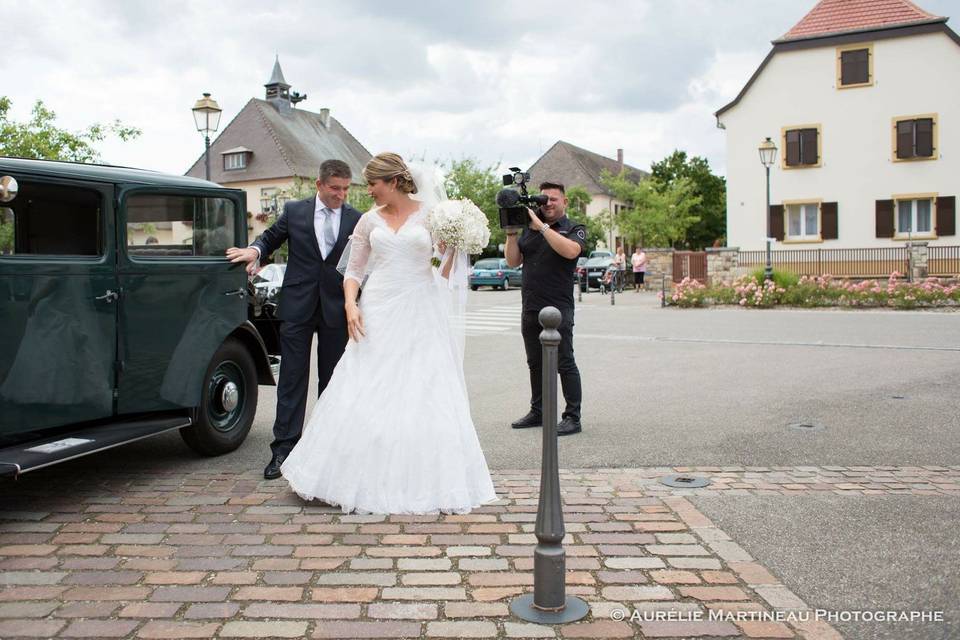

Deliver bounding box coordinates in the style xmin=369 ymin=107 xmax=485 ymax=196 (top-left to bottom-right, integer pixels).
xmin=0 ymin=176 xmax=17 ymax=203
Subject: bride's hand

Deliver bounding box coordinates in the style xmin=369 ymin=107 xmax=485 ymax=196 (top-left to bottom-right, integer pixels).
xmin=346 ymin=302 xmax=365 ymax=341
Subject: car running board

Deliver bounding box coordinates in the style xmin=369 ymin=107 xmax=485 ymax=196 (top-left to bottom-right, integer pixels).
xmin=0 ymin=416 xmax=191 ymax=479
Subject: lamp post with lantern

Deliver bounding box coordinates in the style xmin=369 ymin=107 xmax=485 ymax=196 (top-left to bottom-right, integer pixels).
xmin=758 ymin=137 xmax=778 ymax=281
xmin=192 ymin=93 xmax=223 ymax=181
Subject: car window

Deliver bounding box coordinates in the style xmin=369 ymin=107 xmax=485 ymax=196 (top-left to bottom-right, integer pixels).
xmin=0 ymin=181 xmax=101 ymax=256
xmin=474 ymin=259 xmax=501 ymax=269
xmin=126 ymin=194 xmax=238 ymax=258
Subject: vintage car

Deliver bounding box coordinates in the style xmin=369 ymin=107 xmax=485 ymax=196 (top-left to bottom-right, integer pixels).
xmin=0 ymin=158 xmax=281 ymax=478
xmin=469 ymin=258 xmax=521 ymax=291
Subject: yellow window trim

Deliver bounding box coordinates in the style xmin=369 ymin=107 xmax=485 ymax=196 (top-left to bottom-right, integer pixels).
xmin=780 ymin=124 xmax=823 ymax=170
xmin=836 ymin=43 xmax=874 ymax=89
xmin=891 ymin=113 xmax=939 ymax=163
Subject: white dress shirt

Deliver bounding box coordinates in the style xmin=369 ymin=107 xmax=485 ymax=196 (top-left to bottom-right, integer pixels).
xmin=315 ymin=195 xmax=341 ymax=259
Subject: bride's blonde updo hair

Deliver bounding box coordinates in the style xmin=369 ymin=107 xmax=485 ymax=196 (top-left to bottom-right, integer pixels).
xmin=363 ymin=152 xmax=418 ymax=194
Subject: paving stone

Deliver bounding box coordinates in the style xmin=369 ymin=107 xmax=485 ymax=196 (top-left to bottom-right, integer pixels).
xmin=504 ymin=621 xmax=556 ymax=637
xmin=680 ymin=586 xmax=751 ymax=601
xmin=351 ymin=558 xmax=394 ymax=570
xmin=310 ymin=620 xmax=421 ymax=638
xmin=443 ymin=602 xmax=510 ymax=618
xmin=143 ymin=571 xmax=206 ymax=585
xmin=119 ymin=602 xmax=182 ymax=618
xmin=402 ymin=572 xmax=462 ymax=585
xmin=211 ymin=571 xmax=258 ymax=585
xmin=381 ymin=587 xmax=467 ymax=600
xmin=137 ymin=621 xmax=220 ymax=639
xmin=0 ymin=601 xmax=60 ymax=618
xmin=244 ymin=603 xmax=361 ymax=618
xmin=54 ymin=601 xmax=120 ymax=617
xmin=425 ymin=620 xmax=499 ymax=637
xmin=638 ymin=620 xmax=742 ymax=637
xmin=459 ymin=558 xmax=509 ymax=571
xmin=314 ymin=572 xmax=397 ymax=586
xmin=221 ymin=620 xmax=308 ymax=637
xmin=0 ymin=571 xmax=66 ymax=585
xmin=600 ymin=585 xmax=674 ymax=600
xmin=311 ymin=587 xmax=380 ymax=602
xmin=397 ymin=558 xmax=452 ymax=571
xmin=558 ymin=620 xmax=634 ymax=638
xmin=149 ymin=586 xmax=230 ymax=602
xmin=667 ymin=557 xmax=723 ymax=570
xmin=367 ymin=602 xmax=438 ymax=619
xmin=603 ymin=557 xmax=666 ymax=569
xmin=60 ymin=619 xmax=139 ymax=637
xmin=182 ymin=602 xmax=241 ymax=618
xmin=233 ymin=586 xmax=304 ymax=600
xmin=0 ymin=619 xmax=66 ymax=638
xmin=63 ymin=586 xmax=150 ymax=600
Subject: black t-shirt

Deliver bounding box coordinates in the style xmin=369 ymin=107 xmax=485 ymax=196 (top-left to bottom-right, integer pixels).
xmin=518 ymin=215 xmax=587 ymax=312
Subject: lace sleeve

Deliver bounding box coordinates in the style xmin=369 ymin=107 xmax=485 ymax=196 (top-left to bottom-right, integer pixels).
xmin=341 ymin=213 xmax=374 ymax=285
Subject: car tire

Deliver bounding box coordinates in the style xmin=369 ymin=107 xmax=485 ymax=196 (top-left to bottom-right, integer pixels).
xmin=471 ymin=285 xmax=479 ymax=291
xmin=502 ymin=277 xmax=510 ymax=291
xmin=180 ymin=337 xmax=257 ymax=456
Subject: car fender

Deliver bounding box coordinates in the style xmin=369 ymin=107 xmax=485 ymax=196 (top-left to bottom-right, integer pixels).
xmin=229 ymin=321 xmax=277 ymax=386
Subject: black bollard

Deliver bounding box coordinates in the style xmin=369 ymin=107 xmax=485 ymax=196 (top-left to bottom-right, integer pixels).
xmin=509 ymin=307 xmax=589 ymax=624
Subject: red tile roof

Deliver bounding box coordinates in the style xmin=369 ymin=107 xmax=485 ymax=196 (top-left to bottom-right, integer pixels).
xmin=780 ymin=0 xmax=943 ymax=41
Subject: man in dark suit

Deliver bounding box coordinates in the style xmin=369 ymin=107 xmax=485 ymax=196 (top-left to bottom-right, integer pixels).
xmin=227 ymin=159 xmax=362 ymax=479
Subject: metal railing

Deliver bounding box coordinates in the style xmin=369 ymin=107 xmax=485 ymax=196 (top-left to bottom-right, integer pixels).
xmin=929 ymin=246 xmax=960 ymax=277
xmin=738 ymin=247 xmax=910 ymax=278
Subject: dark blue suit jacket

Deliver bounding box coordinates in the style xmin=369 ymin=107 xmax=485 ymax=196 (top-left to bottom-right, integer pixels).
xmin=252 ymin=197 xmax=362 ymax=326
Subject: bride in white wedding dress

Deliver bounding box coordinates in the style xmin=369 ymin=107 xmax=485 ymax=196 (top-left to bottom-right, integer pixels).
xmin=280 ymin=152 xmax=498 ymax=514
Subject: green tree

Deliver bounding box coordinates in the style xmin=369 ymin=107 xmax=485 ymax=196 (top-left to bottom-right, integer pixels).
xmin=564 ymin=185 xmax=603 ymax=252
xmin=0 ymin=97 xmax=140 ymax=162
xmin=442 ymin=157 xmax=503 ymax=255
xmin=601 ymin=170 xmax=701 ymax=249
xmin=650 ymin=150 xmax=726 ymax=249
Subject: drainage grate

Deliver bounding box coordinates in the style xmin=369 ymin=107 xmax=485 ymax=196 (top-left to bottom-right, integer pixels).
xmin=659 ymin=474 xmax=711 ymax=488
xmin=788 ymin=422 xmax=826 ymax=432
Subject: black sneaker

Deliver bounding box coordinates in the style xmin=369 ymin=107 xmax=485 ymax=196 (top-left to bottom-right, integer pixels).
xmin=511 ymin=412 xmax=542 ymax=429
xmin=557 ymin=417 xmax=582 ymax=436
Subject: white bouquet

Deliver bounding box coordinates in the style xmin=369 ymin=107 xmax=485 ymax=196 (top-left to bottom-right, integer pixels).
xmin=426 ymin=198 xmax=491 ymax=266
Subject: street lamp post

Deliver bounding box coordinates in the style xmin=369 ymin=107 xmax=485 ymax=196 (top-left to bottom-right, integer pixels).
xmin=192 ymin=93 xmax=223 ymax=181
xmin=758 ymin=137 xmax=778 ymax=282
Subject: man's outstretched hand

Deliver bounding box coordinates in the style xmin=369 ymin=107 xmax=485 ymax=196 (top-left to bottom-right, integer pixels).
xmin=226 ymin=246 xmax=261 ymax=276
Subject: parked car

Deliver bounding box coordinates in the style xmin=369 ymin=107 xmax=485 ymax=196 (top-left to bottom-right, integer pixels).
xmin=252 ymin=262 xmax=286 ymax=304
xmin=576 ymin=257 xmax=588 ymax=286
xmin=470 ymin=258 xmax=521 ymax=291
xmin=589 ymin=250 xmax=613 ymax=259
xmin=0 ymin=158 xmax=281 ymax=478
xmin=584 ymin=256 xmax=614 ymax=289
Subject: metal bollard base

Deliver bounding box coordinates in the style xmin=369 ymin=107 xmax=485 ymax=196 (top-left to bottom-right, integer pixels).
xmin=509 ymin=593 xmax=590 ymax=624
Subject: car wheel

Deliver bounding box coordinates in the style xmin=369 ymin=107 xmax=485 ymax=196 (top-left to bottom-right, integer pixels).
xmin=471 ymin=285 xmax=479 ymax=291
xmin=502 ymin=277 xmax=510 ymax=291
xmin=180 ymin=337 xmax=257 ymax=456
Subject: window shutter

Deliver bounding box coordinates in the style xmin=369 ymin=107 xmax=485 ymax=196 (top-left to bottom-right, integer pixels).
xmin=769 ymin=204 xmax=785 ymax=241
xmin=802 ymin=129 xmax=819 ymax=165
xmin=840 ymin=49 xmax=869 ymax=85
xmin=875 ymin=199 xmax=895 ymax=238
xmin=916 ymin=118 xmax=934 ymax=157
xmin=821 ymin=202 xmax=838 ymax=239
xmin=936 ymin=196 xmax=955 ymax=236
xmin=785 ymin=130 xmax=800 ymax=166
xmin=896 ymin=120 xmax=914 ymax=159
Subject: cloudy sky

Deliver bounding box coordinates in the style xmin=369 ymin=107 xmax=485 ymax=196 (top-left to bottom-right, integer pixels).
xmin=3 ymin=0 xmax=955 ymax=177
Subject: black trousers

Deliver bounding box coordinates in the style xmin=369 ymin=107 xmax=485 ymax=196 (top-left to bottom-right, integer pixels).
xmin=521 ymin=308 xmax=582 ymax=422
xmin=270 ymin=303 xmax=348 ymax=457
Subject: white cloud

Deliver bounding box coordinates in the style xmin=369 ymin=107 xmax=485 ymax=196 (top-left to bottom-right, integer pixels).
xmin=3 ymin=0 xmax=956 ymax=178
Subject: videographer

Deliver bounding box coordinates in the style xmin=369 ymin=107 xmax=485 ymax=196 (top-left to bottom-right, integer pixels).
xmin=505 ymin=182 xmax=587 ymax=436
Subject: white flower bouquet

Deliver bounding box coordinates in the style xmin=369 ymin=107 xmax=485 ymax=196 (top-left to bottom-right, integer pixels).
xmin=426 ymin=199 xmax=491 ymax=266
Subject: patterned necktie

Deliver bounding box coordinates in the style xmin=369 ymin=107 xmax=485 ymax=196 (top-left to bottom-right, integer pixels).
xmin=321 ymin=207 xmax=336 ymax=259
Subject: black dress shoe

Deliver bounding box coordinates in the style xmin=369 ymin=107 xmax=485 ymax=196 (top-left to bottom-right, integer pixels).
xmin=263 ymin=454 xmax=287 ymax=480
xmin=557 ymin=417 xmax=582 ymax=436
xmin=511 ymin=412 xmax=542 ymax=429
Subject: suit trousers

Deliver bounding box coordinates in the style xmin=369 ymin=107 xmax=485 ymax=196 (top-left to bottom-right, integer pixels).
xmin=270 ymin=300 xmax=349 ymax=457
xmin=521 ymin=308 xmax=582 ymax=422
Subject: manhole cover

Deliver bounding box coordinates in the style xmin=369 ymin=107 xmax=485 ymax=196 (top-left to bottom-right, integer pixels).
xmin=659 ymin=474 xmax=711 ymax=488
xmin=788 ymin=422 xmax=826 ymax=432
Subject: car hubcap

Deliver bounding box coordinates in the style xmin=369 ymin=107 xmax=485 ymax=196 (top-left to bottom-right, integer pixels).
xmin=207 ymin=362 xmax=244 ymax=432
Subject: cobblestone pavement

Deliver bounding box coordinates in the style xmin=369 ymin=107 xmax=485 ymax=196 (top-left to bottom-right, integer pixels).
xmin=3 ymin=465 xmax=957 ymax=639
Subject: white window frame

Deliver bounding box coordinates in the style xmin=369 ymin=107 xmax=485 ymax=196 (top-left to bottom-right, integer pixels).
xmin=783 ymin=201 xmax=821 ymax=242
xmin=893 ymin=195 xmax=937 ymax=240
xmin=223 ymin=153 xmax=247 ymax=171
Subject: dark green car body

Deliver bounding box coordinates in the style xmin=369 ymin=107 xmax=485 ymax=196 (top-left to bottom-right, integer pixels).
xmin=0 ymin=158 xmax=277 ymax=477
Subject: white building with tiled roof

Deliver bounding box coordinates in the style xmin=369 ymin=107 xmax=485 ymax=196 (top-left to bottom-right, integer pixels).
xmin=716 ymin=0 xmax=959 ymax=251
xmin=185 ymin=58 xmax=371 ymax=238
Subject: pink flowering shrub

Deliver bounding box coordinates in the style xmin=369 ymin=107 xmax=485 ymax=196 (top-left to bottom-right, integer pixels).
xmin=666 ymin=270 xmax=960 ymax=309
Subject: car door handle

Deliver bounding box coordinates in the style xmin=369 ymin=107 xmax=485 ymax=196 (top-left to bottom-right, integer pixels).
xmin=224 ymin=288 xmax=247 ymax=298
xmin=95 ymin=290 xmax=119 ymax=303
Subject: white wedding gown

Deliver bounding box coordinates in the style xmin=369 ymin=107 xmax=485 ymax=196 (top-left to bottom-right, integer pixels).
xmin=280 ymin=208 xmax=498 ymax=514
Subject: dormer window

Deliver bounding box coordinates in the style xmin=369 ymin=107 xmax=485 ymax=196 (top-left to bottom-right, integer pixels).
xmin=837 ymin=44 xmax=873 ymax=88
xmin=221 ymin=147 xmax=252 ymax=171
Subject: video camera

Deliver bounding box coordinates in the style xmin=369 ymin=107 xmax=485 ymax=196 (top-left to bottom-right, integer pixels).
xmin=496 ymin=167 xmax=548 ymax=230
